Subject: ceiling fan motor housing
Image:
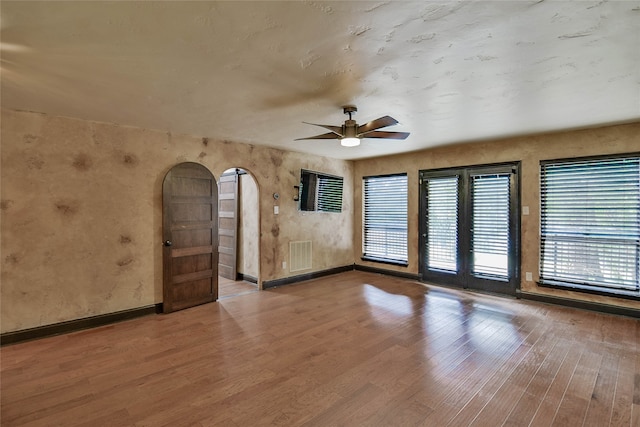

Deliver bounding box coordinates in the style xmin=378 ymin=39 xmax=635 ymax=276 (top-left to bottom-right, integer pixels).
xmin=342 ymin=106 xmax=358 ymax=137
xmin=343 ymin=120 xmax=358 ymax=138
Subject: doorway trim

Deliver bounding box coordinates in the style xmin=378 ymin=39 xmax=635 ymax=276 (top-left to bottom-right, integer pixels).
xmin=218 ymin=167 xmax=262 ymax=290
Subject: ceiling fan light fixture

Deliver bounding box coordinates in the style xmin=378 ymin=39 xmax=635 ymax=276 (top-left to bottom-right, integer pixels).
xmin=295 ymin=105 xmax=410 ymax=145
xmin=341 ymin=137 xmax=360 ymax=147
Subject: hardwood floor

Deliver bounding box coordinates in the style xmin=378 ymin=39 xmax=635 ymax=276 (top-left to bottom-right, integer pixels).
xmin=1 ymin=271 xmax=638 ymax=426
xmin=218 ymin=276 xmax=258 ymax=299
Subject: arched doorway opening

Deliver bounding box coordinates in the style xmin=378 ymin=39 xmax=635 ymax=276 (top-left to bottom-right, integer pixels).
xmin=218 ymin=167 xmax=260 ymax=298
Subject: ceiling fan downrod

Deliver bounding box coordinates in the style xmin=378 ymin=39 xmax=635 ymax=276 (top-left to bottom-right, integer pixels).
xmin=342 ymin=105 xmax=358 ymax=139
xmin=343 ymin=105 xmax=357 ymax=121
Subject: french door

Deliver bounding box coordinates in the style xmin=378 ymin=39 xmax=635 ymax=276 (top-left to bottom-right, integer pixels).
xmin=419 ymin=163 xmax=520 ymax=295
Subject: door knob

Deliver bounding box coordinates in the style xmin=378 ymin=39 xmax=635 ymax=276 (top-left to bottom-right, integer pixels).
xmin=164 ymin=240 xmax=172 ymax=247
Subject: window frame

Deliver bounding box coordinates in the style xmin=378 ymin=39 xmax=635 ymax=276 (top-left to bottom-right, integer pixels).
xmin=538 ymin=153 xmax=640 ymax=299
xmin=299 ymin=169 xmax=344 ymax=213
xmin=362 ymin=173 xmax=409 ymax=266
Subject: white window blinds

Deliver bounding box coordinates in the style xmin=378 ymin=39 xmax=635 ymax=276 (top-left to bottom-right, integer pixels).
xmin=540 ymin=156 xmax=640 ymax=295
xmin=426 ymin=176 xmax=458 ymax=272
xmin=363 ymin=174 xmax=408 ymax=263
xmin=316 ymin=175 xmax=343 ymax=213
xmin=472 ymin=174 xmax=510 ymax=278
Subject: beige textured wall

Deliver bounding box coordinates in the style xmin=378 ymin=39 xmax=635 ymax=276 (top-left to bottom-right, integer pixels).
xmin=237 ymin=172 xmax=259 ymax=281
xmin=1 ymin=109 xmax=353 ymax=333
xmin=354 ymin=122 xmax=640 ymax=310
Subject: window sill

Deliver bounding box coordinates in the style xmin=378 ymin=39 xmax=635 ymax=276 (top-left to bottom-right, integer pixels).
xmin=361 ymin=256 xmax=409 ymax=267
xmin=537 ymin=280 xmax=639 ymax=301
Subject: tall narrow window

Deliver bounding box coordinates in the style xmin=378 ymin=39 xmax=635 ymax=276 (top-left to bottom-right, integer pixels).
xmin=426 ymin=177 xmax=458 ymax=272
xmin=540 ymin=155 xmax=640 ymax=297
xmin=363 ymin=174 xmax=408 ymax=264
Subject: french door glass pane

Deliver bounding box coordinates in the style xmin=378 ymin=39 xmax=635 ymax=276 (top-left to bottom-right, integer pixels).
xmin=427 ymin=177 xmax=458 ymax=271
xmin=472 ymin=174 xmax=510 ymax=278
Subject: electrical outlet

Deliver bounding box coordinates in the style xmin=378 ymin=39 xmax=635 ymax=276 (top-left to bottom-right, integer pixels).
xmin=282 ymin=261 xmax=287 ymax=270
xmin=274 ymin=205 xmax=279 ymax=215
xmin=525 ymin=272 xmax=533 ymax=282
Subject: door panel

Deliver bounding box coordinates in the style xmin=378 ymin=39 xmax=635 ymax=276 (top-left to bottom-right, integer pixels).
xmin=163 ymin=162 xmax=218 ymax=313
xmin=172 ymin=254 xmax=212 ymax=275
xmin=171 ymin=204 xmax=212 ymax=222
xmin=218 ymin=171 xmax=238 ymax=280
xmin=421 ymin=171 xmax=466 ymax=288
xmin=170 ymin=279 xmax=214 ymax=308
xmin=466 ymin=169 xmax=518 ymax=294
xmin=172 ymin=228 xmax=213 ymax=247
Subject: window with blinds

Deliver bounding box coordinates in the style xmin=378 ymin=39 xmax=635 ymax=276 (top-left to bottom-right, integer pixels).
xmin=540 ymin=155 xmax=640 ymax=296
xmin=472 ymin=174 xmax=510 ymax=279
xmin=299 ymin=170 xmax=343 ymax=213
xmin=363 ymin=174 xmax=408 ymax=264
xmin=316 ymin=175 xmax=343 ymax=213
xmin=426 ymin=177 xmax=458 ymax=271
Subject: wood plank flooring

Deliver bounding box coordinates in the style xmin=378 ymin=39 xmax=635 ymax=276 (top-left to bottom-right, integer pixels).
xmin=218 ymin=276 xmax=258 ymax=299
xmin=1 ymin=271 xmax=639 ymax=426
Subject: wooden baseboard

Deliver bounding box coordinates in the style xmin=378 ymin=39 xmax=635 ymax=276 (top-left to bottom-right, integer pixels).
xmin=354 ymin=264 xmax=421 ymax=281
xmin=262 ymin=265 xmax=354 ymax=289
xmin=1 ymin=304 xmax=162 ymax=346
xmin=236 ymin=273 xmax=258 ymax=284
xmin=516 ymin=291 xmax=640 ymax=319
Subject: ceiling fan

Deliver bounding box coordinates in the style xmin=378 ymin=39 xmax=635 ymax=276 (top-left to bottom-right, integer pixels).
xmin=295 ymin=105 xmax=410 ymax=147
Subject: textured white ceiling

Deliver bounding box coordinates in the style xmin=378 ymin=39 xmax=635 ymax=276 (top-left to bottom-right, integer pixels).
xmin=1 ymin=1 xmax=639 ymax=160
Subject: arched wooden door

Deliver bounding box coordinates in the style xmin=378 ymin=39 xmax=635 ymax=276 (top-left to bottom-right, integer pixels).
xmin=162 ymin=162 xmax=218 ymax=313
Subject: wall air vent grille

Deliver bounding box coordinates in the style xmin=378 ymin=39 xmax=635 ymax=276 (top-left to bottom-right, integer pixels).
xmin=290 ymin=241 xmax=312 ymax=272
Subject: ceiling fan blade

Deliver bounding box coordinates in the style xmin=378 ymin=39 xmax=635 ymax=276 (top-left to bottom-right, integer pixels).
xmin=356 ymin=115 xmax=398 ymax=135
xmin=361 ymin=131 xmax=410 ymax=140
xmin=294 ymin=132 xmax=341 ymax=141
xmin=302 ymin=122 xmax=343 ymax=136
